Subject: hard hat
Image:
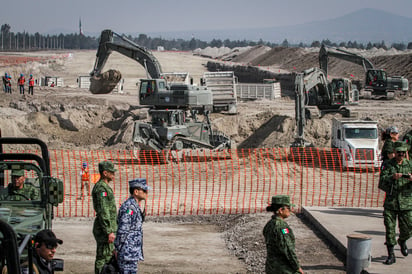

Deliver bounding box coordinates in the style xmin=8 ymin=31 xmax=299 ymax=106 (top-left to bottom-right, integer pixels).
xmin=30 ymin=74 xmax=33 ymax=77
xmin=82 ymin=162 xmax=88 ymax=167
xmin=20 ymin=73 xmax=23 ymax=77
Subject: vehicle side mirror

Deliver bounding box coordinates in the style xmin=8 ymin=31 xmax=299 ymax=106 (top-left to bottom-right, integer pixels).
xmin=47 ymin=177 xmax=64 ymax=205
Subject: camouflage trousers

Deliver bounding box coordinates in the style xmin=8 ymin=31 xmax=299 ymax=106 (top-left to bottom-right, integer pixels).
xmin=94 ymin=240 xmax=114 ymax=274
xmin=383 ymin=209 xmax=412 ymax=246
xmin=118 ymin=258 xmax=138 ymax=274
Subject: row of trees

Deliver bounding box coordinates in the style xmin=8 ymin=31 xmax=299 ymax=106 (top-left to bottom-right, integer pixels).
xmin=2 ymin=23 xmax=412 ymax=52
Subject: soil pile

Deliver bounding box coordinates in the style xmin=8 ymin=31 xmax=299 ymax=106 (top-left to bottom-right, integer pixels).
xmin=1 ymin=48 xmax=411 ymax=273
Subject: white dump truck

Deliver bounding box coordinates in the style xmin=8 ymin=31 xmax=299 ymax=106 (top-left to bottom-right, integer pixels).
xmin=331 ymin=118 xmax=381 ymax=168
xmin=202 ymin=71 xmax=238 ymax=113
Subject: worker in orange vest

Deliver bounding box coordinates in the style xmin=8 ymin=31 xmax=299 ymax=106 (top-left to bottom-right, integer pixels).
xmin=80 ymin=162 xmax=91 ymax=198
xmin=18 ymin=73 xmax=25 ymax=94
xmin=28 ymin=74 xmax=35 ymax=95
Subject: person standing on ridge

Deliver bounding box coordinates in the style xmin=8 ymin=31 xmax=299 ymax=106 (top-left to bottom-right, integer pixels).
xmin=18 ymin=73 xmax=25 ymax=94
xmin=28 ymin=74 xmax=35 ymax=95
xmin=2 ymin=73 xmax=7 ymax=92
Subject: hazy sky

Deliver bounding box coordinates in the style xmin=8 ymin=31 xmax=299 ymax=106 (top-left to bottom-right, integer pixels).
xmin=2 ymin=0 xmax=412 ymax=35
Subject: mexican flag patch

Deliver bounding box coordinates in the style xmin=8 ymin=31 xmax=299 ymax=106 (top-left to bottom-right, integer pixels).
xmin=282 ymin=228 xmax=289 ymax=234
xmin=101 ymin=192 xmax=108 ymax=197
xmin=127 ymin=209 xmax=134 ymax=215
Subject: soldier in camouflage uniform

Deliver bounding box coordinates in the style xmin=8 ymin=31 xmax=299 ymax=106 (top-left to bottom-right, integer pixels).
xmin=92 ymin=161 xmax=118 ymax=274
xmin=379 ymin=141 xmax=412 ymax=265
xmin=115 ymin=178 xmax=150 ymax=273
xmin=7 ymin=169 xmax=39 ymax=201
xmin=381 ymin=126 xmax=399 ymax=162
xmin=402 ymin=125 xmax=412 ymax=159
xmin=263 ymin=195 xmax=304 ymax=274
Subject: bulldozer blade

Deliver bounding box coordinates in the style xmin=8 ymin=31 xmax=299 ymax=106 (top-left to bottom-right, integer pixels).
xmin=89 ymin=69 xmax=122 ymax=94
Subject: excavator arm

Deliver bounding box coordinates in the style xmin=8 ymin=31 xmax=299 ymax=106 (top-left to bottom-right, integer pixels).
xmin=293 ymin=67 xmax=331 ymax=147
xmin=89 ymin=29 xmax=163 ymax=94
xmin=319 ymin=44 xmax=374 ymax=76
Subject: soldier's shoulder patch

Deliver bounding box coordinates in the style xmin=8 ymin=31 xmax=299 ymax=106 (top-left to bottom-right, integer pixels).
xmin=126 ymin=208 xmax=134 ymax=215
xmin=281 ymin=228 xmax=289 ymax=234
xmin=101 ymin=192 xmax=108 ymax=197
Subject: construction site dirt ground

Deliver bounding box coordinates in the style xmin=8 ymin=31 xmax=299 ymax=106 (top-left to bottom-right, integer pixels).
xmin=1 ymin=47 xmax=412 ymax=273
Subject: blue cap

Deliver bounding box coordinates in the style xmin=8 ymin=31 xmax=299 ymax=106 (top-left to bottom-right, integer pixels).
xmin=20 ymin=73 xmax=23 ymax=76
xmin=129 ymin=178 xmax=150 ymax=191
xmin=30 ymin=74 xmax=33 ymax=77
xmin=82 ymin=162 xmax=88 ymax=167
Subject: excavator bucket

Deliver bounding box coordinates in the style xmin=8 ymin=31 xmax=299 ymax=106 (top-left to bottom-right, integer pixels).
xmin=89 ymin=69 xmax=122 ymax=94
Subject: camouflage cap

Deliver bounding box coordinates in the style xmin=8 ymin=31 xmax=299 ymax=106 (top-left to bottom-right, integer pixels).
xmin=390 ymin=126 xmax=399 ymax=134
xmin=270 ymin=195 xmax=293 ymax=207
xmin=129 ymin=178 xmax=151 ymax=191
xmin=11 ymin=169 xmax=25 ymax=177
xmin=98 ymin=161 xmax=117 ymax=173
xmin=394 ymin=141 xmax=408 ymax=152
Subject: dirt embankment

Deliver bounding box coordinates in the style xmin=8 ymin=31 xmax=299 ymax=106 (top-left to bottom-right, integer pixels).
xmin=2 ymin=47 xmax=412 ymax=151
xmin=1 ymin=47 xmax=412 ymax=273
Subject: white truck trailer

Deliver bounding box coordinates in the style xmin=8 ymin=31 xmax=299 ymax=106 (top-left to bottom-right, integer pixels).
xmin=331 ymin=118 xmax=381 ymax=168
xmin=202 ymin=71 xmax=238 ymax=114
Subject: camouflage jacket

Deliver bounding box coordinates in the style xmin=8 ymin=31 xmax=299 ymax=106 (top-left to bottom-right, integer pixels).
xmin=381 ymin=139 xmax=395 ymax=161
xmin=403 ymin=131 xmax=412 ymax=158
xmin=115 ymin=196 xmax=144 ymax=262
xmin=263 ymin=215 xmax=300 ymax=274
xmin=92 ymin=179 xmax=117 ymax=239
xmin=7 ymin=183 xmax=39 ymax=201
xmin=379 ymin=158 xmax=412 ymax=210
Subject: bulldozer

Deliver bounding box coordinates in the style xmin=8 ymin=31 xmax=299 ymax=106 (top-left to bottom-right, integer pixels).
xmin=0 ymin=137 xmax=65 ymax=273
xmin=90 ymin=30 xmax=232 ymax=162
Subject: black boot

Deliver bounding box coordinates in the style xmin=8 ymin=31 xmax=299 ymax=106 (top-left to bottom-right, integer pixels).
xmin=398 ymin=239 xmax=408 ymax=257
xmin=384 ymin=245 xmax=396 ymax=265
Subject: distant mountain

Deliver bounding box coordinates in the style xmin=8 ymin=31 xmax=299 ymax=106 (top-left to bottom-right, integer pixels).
xmin=146 ymin=8 xmax=412 ymax=44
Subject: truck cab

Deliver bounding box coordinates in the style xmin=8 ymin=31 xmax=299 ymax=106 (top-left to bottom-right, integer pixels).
xmin=331 ymin=118 xmax=381 ymax=168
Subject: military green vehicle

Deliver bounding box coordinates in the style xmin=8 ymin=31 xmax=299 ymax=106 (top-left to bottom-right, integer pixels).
xmin=0 ymin=137 xmax=64 ymax=273
xmin=319 ymin=44 xmax=409 ymax=99
xmin=90 ymin=30 xmax=232 ymax=162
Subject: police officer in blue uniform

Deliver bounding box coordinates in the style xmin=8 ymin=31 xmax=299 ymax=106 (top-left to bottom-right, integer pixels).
xmin=115 ymin=178 xmax=150 ymax=273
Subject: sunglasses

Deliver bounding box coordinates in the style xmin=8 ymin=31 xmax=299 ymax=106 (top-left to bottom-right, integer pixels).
xmin=45 ymin=243 xmax=57 ymax=249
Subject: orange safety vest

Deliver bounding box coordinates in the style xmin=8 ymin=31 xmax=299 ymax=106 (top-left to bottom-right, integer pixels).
xmin=29 ymin=78 xmax=34 ymax=87
xmin=18 ymin=76 xmax=25 ymax=85
xmin=81 ymin=167 xmax=90 ymax=181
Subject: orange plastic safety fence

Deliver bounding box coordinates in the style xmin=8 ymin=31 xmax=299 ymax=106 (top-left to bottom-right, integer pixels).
xmin=1 ymin=148 xmax=384 ymax=217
